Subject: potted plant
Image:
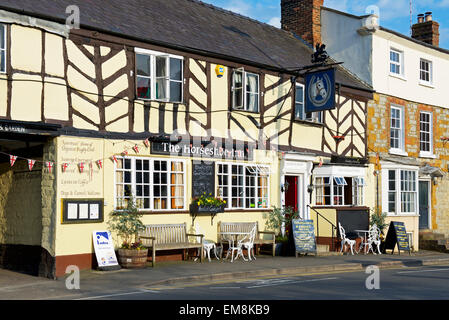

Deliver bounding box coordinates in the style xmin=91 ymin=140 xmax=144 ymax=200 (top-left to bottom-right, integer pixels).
xmin=108 ymin=197 xmax=148 ymax=268
xmin=264 ymin=206 xmax=299 ymax=256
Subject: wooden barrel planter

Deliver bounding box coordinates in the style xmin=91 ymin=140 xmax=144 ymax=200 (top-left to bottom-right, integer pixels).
xmin=117 ymin=248 xmax=148 ymax=268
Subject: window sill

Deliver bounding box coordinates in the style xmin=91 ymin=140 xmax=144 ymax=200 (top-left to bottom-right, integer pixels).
xmin=419 ymin=152 xmax=437 ymax=159
xmin=389 ymin=73 xmax=407 ymax=81
xmin=293 ymin=119 xmax=324 ymax=128
xmin=231 ymin=108 xmax=260 ymax=115
xmin=135 ymin=97 xmax=185 ymax=104
xmin=419 ymin=81 xmax=435 ymax=89
xmin=389 ymin=148 xmax=408 ymax=157
xmin=386 ymin=213 xmax=420 ymax=217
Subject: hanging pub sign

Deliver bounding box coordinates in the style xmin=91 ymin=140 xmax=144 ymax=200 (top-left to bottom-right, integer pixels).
xmin=305 ymin=68 xmax=336 ymax=113
xmin=383 ymin=221 xmax=411 ymax=255
xmin=292 ymin=219 xmax=317 ymax=256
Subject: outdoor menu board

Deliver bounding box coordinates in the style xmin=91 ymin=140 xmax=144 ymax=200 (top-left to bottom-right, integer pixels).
xmin=383 ymin=221 xmax=411 ymax=255
xmin=192 ymin=160 xmax=215 ymax=198
xmin=292 ymin=219 xmax=317 ymax=256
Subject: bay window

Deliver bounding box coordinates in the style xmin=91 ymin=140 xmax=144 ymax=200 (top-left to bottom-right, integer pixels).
xmin=218 ymin=163 xmax=269 ymax=209
xmin=115 ymin=157 xmax=186 ymax=211
xmin=384 ymin=168 xmax=418 ymax=214
xmin=314 ymin=175 xmax=365 ymax=206
xmin=136 ymin=48 xmax=183 ymax=103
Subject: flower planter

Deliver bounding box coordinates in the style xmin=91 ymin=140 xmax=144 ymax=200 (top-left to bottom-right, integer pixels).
xmin=117 ymin=248 xmax=148 ymax=269
xmin=189 ymin=203 xmax=225 ymax=225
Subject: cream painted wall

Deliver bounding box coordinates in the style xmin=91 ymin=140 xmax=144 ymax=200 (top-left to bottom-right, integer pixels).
xmin=54 ymin=136 xmax=281 ymax=256
xmin=372 ymin=30 xmax=449 ymax=109
xmin=10 ymin=25 xmax=42 ymax=73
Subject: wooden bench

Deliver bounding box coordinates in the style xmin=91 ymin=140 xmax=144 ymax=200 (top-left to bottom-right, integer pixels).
xmin=138 ymin=223 xmax=204 ymax=267
xmin=217 ymin=221 xmax=276 ymax=257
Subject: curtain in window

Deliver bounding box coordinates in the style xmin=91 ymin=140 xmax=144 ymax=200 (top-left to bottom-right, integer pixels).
xmin=156 ymin=56 xmax=168 ymax=100
xmin=232 ymin=71 xmax=243 ymax=109
xmin=246 ymin=73 xmax=258 ymax=112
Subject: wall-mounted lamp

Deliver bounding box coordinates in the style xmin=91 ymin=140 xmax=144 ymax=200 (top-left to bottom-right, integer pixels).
xmin=281 ymin=181 xmax=290 ymax=193
xmin=307 ymin=184 xmax=314 ymax=194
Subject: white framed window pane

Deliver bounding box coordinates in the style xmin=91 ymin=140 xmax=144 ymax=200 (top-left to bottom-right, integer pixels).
xmin=136 ymin=54 xmax=151 ymax=76
xmin=0 ymin=24 xmax=5 ymax=73
xmin=232 ymin=71 xmax=243 ymax=109
xmin=390 ymin=50 xmax=401 ymax=75
xmin=390 ymin=107 xmax=402 ymax=149
xmin=420 ymin=59 xmax=431 ymax=83
xmin=315 ymin=177 xmax=331 ymax=206
xmin=420 ymin=112 xmax=432 ymax=153
xmin=217 ymin=164 xmax=229 ymax=208
xmin=156 ymin=56 xmax=168 ymax=100
xmin=170 ymin=81 xmax=182 ymax=102
xmin=295 ymin=84 xmax=304 ymax=120
xmin=245 ymin=73 xmax=259 ymax=112
xmin=137 ymin=76 xmax=151 ymax=99
xmin=169 ymin=58 xmax=182 ymax=81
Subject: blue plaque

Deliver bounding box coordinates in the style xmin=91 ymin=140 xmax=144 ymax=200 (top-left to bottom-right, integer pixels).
xmin=292 ymin=219 xmax=317 ymax=255
xmin=305 ymin=68 xmax=336 ymax=113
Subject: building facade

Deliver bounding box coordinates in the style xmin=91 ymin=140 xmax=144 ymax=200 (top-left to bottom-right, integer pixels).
xmin=317 ymin=4 xmax=449 ymax=249
xmin=0 ymin=0 xmax=372 ymax=278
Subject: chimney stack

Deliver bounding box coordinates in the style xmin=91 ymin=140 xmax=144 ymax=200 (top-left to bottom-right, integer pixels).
xmin=412 ymin=12 xmax=439 ymax=47
xmin=281 ymin=0 xmax=324 ymax=47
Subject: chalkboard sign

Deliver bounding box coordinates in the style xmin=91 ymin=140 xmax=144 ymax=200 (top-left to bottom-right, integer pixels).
xmin=292 ymin=219 xmax=317 ymax=256
xmin=383 ymin=221 xmax=411 ymax=255
xmin=192 ymin=161 xmax=215 ymax=198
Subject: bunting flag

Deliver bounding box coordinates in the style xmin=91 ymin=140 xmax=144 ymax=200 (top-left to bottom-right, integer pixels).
xmin=62 ymin=163 xmax=69 ymax=172
xmin=46 ymin=161 xmax=54 ymax=173
xmin=143 ymin=138 xmax=150 ymax=148
xmin=10 ymin=155 xmax=17 ymax=167
xmin=110 ymin=155 xmax=118 ymax=164
xmin=319 ymin=157 xmax=323 ymax=167
xmin=27 ymin=159 xmax=36 ymax=171
xmin=122 ymin=150 xmax=128 ymax=156
xmin=96 ymin=159 xmax=103 ymax=169
xmin=133 ymin=145 xmax=139 ymax=153
xmin=78 ymin=162 xmax=85 ymax=173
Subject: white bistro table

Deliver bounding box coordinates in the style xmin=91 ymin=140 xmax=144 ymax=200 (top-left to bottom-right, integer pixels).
xmin=218 ymin=231 xmax=251 ymax=262
xmin=354 ymin=229 xmax=371 ymax=254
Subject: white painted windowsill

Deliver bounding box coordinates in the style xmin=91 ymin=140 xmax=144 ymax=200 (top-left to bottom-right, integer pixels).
xmin=419 ymin=81 xmax=435 ymax=89
xmin=389 ymin=73 xmax=407 ymax=81
xmin=389 ymin=148 xmax=408 ymax=157
xmin=419 ymin=152 xmax=437 ymax=159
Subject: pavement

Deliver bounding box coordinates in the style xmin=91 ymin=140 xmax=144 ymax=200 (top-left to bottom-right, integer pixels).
xmin=1 ymin=250 xmax=449 ymax=299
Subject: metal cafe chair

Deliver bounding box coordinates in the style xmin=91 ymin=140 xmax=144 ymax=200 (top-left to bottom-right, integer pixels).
xmin=195 ymin=222 xmax=219 ymax=262
xmin=240 ymin=225 xmax=257 ymax=261
xmin=364 ymin=225 xmax=382 ymax=255
xmin=338 ymin=222 xmax=356 ymax=255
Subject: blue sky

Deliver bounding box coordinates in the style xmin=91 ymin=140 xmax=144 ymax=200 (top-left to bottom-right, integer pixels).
xmin=201 ymin=0 xmax=449 ymax=49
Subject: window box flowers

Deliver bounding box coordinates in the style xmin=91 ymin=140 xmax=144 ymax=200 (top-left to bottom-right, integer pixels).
xmin=190 ymin=193 xmax=226 ymax=215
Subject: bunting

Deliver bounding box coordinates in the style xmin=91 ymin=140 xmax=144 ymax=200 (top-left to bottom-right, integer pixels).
xmin=10 ymin=155 xmax=17 ymax=167
xmin=27 ymin=159 xmax=36 ymax=171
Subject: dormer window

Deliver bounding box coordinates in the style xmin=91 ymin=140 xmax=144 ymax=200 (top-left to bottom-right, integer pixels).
xmin=231 ymin=69 xmax=259 ymax=112
xmin=135 ymin=48 xmax=183 ymax=103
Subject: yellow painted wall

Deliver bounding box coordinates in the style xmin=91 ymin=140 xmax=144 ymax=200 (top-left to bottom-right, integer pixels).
xmin=54 ymin=136 xmax=281 ymax=256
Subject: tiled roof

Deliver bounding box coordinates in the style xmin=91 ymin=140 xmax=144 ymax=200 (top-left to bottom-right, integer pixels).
xmin=0 ymin=0 xmax=372 ymax=91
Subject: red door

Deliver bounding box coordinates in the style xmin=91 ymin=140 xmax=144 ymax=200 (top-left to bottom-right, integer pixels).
xmin=285 ymin=176 xmax=298 ymax=212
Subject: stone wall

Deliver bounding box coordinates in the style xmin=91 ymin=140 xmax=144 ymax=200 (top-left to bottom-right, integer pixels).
xmin=368 ymin=93 xmax=449 ymax=235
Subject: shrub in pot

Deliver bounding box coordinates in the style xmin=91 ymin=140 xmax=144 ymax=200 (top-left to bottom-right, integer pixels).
xmin=108 ymin=197 xmax=147 ymax=268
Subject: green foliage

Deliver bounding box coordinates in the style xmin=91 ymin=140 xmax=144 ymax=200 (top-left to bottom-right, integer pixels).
xmin=108 ymin=197 xmax=145 ymax=249
xmin=263 ymin=206 xmax=300 ymax=236
xmin=193 ymin=192 xmax=226 ymax=207
xmin=370 ymin=207 xmax=388 ymax=234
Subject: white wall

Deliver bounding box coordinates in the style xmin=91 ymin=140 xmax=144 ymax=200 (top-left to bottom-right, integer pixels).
xmin=372 ymin=30 xmax=449 ymax=109
xmin=321 ymin=9 xmax=373 ymax=86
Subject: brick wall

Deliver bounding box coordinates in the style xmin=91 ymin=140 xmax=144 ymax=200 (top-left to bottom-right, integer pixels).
xmin=281 ymin=0 xmax=324 ymax=46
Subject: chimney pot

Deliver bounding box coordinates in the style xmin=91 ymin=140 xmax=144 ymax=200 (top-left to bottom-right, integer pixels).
xmin=425 ymin=12 xmax=433 ymax=21
xmin=417 ymin=14 xmax=424 ymax=23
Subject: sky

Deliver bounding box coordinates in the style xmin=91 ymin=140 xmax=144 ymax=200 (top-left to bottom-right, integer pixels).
xmin=200 ymin=0 xmax=449 ymax=49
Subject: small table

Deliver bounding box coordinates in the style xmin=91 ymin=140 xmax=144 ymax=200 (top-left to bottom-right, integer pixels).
xmin=218 ymin=232 xmax=250 ymax=262
xmin=354 ymin=229 xmax=371 ymax=254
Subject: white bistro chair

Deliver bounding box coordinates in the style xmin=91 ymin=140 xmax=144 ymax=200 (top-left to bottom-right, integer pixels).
xmin=195 ymin=222 xmax=219 ymax=262
xmin=338 ymin=222 xmax=356 ymax=255
xmin=240 ymin=225 xmax=257 ymax=261
xmin=364 ymin=225 xmax=382 ymax=255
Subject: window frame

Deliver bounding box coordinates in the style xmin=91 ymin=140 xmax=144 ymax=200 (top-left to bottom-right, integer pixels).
xmin=384 ymin=168 xmax=418 ymax=215
xmin=217 ymin=162 xmax=270 ymax=210
xmin=389 ymin=48 xmax=404 ymax=77
xmin=113 ymin=156 xmax=187 ymax=212
xmin=419 ymin=58 xmax=433 ymax=85
xmin=294 ymin=82 xmax=323 ymax=123
xmin=0 ymin=24 xmax=6 ymax=74
xmin=313 ymin=175 xmax=365 ymax=207
xmin=231 ymin=69 xmax=260 ymax=113
xmin=389 ymin=105 xmax=406 ymax=155
xmin=419 ymin=111 xmax=433 ymax=157
xmin=135 ymin=48 xmax=184 ymax=103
